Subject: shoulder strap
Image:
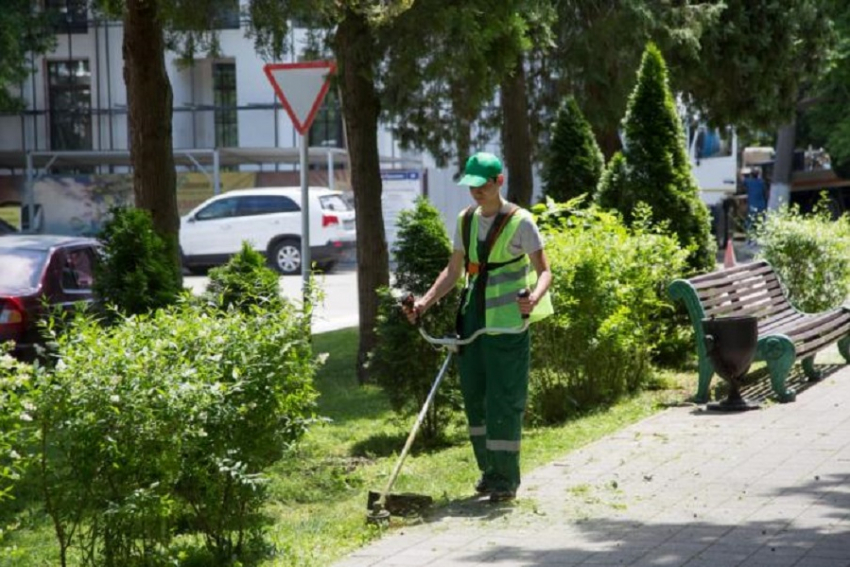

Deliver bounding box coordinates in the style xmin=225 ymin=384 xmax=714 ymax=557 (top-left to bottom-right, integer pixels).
xmin=481 ymin=204 xmax=520 ymax=264
xmin=462 ymin=206 xmax=476 ymax=266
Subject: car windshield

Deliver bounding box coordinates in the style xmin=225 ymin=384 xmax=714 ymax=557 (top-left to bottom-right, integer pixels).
xmin=319 ymin=195 xmax=351 ymax=212
xmin=0 ymin=249 xmax=48 ymax=290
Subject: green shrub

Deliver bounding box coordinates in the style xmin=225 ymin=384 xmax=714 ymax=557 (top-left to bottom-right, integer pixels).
xmin=527 ymin=201 xmax=688 ymax=424
xmin=369 ymin=198 xmax=462 ymax=443
xmin=94 ymin=207 xmax=183 ymax=316
xmin=754 ymin=201 xmax=850 ymax=312
xmin=206 ymin=241 xmax=283 ymax=312
xmin=595 ymin=43 xmax=716 ymax=273
xmin=542 ymin=96 xmax=604 ymax=204
xmin=28 ymin=300 xmax=317 ymax=566
xmin=0 ymin=351 xmax=33 ymax=510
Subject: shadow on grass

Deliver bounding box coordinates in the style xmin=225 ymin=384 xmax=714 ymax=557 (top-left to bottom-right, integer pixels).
xmin=350 ymin=431 xmax=455 ymax=459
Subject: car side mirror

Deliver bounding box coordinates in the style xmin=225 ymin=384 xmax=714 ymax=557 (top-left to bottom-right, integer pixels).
xmin=187 ymin=216 xmax=196 ymax=223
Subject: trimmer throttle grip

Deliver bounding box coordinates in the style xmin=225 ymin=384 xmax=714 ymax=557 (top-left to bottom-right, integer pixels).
xmin=518 ymin=288 xmax=530 ymax=319
xmin=402 ymin=293 xmax=420 ymax=325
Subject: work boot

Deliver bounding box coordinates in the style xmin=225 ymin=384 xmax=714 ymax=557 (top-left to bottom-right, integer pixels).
xmin=489 ymin=490 xmax=516 ymax=503
xmin=474 ymin=475 xmax=492 ymax=494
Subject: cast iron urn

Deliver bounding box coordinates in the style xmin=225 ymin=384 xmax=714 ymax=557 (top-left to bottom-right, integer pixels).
xmin=702 ymin=315 xmax=759 ymax=411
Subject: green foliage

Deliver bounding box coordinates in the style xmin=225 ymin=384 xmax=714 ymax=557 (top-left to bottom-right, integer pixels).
xmin=0 ymin=1 xmax=55 ymax=111
xmin=542 ymin=1 xmax=720 ymax=155
xmin=754 ymin=201 xmax=850 ymax=312
xmin=595 ymin=43 xmax=716 ymax=273
xmin=370 ymin=198 xmax=461 ymax=442
xmin=26 ymin=301 xmax=317 ymax=565
xmin=0 ymin=351 xmax=33 ymax=512
xmin=798 ymin=1 xmax=850 ymax=177
xmin=380 ymin=1 xmax=529 ymax=166
xmin=94 ymin=207 xmax=183 ymax=316
xmin=206 ymin=241 xmax=282 ymax=312
xmin=391 ymin=197 xmax=455 ymax=294
xmin=672 ymin=0 xmax=833 ymax=130
xmin=542 ymin=97 xmax=604 ymax=203
xmin=527 ymin=201 xmax=689 ymax=424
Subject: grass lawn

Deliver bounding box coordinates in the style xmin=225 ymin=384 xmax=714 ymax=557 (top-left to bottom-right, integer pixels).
xmin=0 ymin=327 xmax=693 ymax=567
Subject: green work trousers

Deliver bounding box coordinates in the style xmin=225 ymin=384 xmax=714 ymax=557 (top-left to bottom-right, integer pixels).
xmin=458 ymin=296 xmax=530 ymax=493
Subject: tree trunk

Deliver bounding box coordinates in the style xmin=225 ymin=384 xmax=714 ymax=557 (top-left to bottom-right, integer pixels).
xmin=768 ymin=121 xmax=796 ymax=210
xmin=452 ymin=93 xmax=471 ymax=179
xmin=501 ymin=56 xmax=533 ymax=207
xmin=335 ymin=10 xmax=390 ymax=384
xmin=597 ymin=128 xmax=622 ymax=161
xmin=123 ymin=0 xmax=181 ymax=271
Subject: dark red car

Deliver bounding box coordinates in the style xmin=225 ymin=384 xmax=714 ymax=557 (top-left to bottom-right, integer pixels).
xmin=0 ymin=235 xmax=99 ymax=359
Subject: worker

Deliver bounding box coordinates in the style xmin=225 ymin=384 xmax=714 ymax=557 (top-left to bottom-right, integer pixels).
xmin=403 ymin=152 xmax=553 ymax=502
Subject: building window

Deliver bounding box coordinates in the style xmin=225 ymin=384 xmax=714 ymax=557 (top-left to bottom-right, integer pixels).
xmin=48 ymin=60 xmax=92 ymax=151
xmin=213 ymin=0 xmax=240 ymax=29
xmin=213 ymin=62 xmax=238 ymax=148
xmin=309 ymin=90 xmax=344 ymax=149
xmin=45 ymin=0 xmax=88 ymax=34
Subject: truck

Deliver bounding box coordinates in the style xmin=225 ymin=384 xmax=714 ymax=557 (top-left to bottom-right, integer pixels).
xmin=687 ymin=125 xmax=850 ymax=246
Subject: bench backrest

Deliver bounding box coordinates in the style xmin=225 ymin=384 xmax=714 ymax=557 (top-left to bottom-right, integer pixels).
xmin=676 ymin=260 xmax=795 ymax=323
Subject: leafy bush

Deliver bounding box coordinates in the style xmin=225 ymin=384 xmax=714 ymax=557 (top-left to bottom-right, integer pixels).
xmin=369 ymin=197 xmax=462 ymax=443
xmin=527 ymin=201 xmax=688 ymax=424
xmin=542 ymin=96 xmax=604 ymax=203
xmin=94 ymin=207 xmax=183 ymax=316
xmin=206 ymin=241 xmax=283 ymax=312
xmin=27 ymin=300 xmax=317 ymax=566
xmin=754 ymin=201 xmax=850 ymax=312
xmin=0 ymin=351 xmax=32 ymax=509
xmin=595 ymin=43 xmax=716 ymax=273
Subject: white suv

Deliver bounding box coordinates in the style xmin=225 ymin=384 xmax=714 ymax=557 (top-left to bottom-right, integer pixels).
xmin=180 ymin=187 xmax=356 ymax=275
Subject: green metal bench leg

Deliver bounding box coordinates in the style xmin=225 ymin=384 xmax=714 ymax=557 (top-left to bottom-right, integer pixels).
xmin=839 ymin=335 xmax=850 ymax=363
xmin=802 ymin=356 xmax=822 ymax=382
xmin=759 ymin=336 xmax=797 ymax=403
xmin=696 ymin=355 xmax=713 ymax=404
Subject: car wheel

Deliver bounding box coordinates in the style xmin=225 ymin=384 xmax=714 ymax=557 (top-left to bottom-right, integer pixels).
xmin=270 ymin=239 xmax=301 ymax=275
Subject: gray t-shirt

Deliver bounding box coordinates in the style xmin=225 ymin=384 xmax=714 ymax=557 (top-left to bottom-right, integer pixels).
xmin=453 ymin=202 xmax=544 ymax=257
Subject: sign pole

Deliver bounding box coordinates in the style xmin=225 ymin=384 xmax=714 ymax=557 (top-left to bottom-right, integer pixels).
xmin=262 ymin=60 xmax=336 ymax=317
xmin=300 ymin=133 xmax=310 ymax=302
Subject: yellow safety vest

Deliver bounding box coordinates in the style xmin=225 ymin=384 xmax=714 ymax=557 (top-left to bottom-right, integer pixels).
xmin=461 ymin=207 xmax=553 ymax=328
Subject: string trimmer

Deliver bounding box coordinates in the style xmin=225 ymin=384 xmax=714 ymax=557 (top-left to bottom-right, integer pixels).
xmin=366 ymin=290 xmax=530 ymax=524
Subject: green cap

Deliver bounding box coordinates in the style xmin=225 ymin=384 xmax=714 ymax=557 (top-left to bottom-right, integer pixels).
xmin=458 ymin=152 xmax=502 ymax=187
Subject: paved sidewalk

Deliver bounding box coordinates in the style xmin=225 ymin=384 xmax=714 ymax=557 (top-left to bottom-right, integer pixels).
xmin=335 ymin=363 xmax=850 ymax=567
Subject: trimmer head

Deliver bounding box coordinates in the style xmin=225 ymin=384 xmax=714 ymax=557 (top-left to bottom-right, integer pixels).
xmin=366 ymin=503 xmax=391 ymax=525
xmin=365 ymin=490 xmax=433 ymax=524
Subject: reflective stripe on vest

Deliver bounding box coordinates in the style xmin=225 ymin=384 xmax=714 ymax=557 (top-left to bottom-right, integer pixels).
xmin=460 ymin=207 xmax=554 ymax=327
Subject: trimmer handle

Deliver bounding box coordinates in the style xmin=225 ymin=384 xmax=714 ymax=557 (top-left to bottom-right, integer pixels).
xmin=402 ymin=293 xmax=421 ymax=326
xmin=518 ymin=288 xmax=530 ymax=319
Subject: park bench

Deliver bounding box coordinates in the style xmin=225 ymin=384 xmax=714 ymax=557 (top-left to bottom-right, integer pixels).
xmin=668 ymin=260 xmax=850 ymax=403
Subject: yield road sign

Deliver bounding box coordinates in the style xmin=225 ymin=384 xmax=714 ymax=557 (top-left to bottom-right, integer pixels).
xmin=263 ymin=61 xmax=337 ymax=135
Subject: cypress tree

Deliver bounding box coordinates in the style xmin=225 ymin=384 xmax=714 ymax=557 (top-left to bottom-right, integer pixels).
xmin=596 ymin=43 xmax=716 ymax=273
xmin=543 ymin=96 xmax=604 ymax=203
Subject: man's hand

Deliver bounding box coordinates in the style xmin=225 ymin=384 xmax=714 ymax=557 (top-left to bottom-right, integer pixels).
xmin=402 ymin=294 xmax=424 ymax=325
xmin=517 ymin=290 xmax=535 ymax=317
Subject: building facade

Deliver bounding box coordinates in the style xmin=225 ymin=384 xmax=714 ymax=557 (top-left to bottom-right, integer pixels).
xmin=0 ymin=0 xmax=414 ymax=172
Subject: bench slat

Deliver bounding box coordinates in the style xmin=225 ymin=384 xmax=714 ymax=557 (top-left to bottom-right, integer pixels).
xmin=759 ymin=310 xmax=805 ymax=333
xmin=784 ymin=310 xmax=850 ymax=342
xmin=688 ymin=261 xmax=774 ymax=286
xmin=706 ymin=299 xmax=794 ymax=321
xmin=701 ymin=287 xmax=787 ymax=314
xmin=697 ymin=278 xmax=784 ymax=307
xmin=796 ymin=319 xmax=850 ymax=357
